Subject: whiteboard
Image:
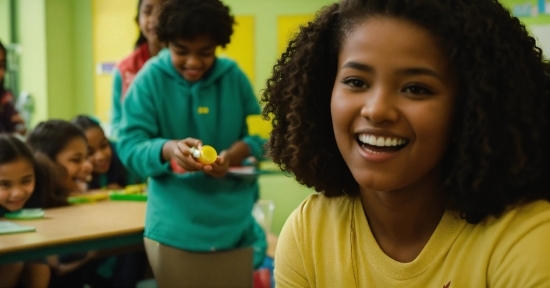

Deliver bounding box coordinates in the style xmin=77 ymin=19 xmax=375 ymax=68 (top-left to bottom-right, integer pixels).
xmin=531 ymin=24 xmax=550 ymax=59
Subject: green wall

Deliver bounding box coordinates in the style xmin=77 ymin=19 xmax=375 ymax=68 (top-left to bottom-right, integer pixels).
xmin=17 ymin=0 xmax=48 ymax=126
xmin=0 ymin=0 xmax=10 ymax=42
xmin=12 ymin=0 xmax=93 ymax=127
xmin=224 ymin=0 xmax=335 ymax=93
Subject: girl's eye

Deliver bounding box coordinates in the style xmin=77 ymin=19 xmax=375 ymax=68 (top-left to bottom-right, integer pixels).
xmin=0 ymin=181 xmax=10 ymax=188
xmin=342 ymin=78 xmax=368 ymax=89
xmin=403 ymin=84 xmax=433 ymax=95
xmin=142 ymin=8 xmax=153 ymax=15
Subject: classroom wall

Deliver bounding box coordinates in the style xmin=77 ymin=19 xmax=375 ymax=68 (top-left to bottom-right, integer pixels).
xmin=0 ymin=0 xmax=10 ymax=42
xmin=92 ymin=0 xmax=335 ymax=124
xmin=7 ymin=0 xmax=550 ymax=235
xmin=6 ymin=0 xmax=94 ymax=127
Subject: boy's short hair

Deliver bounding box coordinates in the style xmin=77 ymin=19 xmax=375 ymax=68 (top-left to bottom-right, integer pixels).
xmin=156 ymin=0 xmax=234 ymax=47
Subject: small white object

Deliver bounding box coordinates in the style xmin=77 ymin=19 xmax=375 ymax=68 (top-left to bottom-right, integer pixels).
xmin=190 ymin=147 xmax=201 ymax=158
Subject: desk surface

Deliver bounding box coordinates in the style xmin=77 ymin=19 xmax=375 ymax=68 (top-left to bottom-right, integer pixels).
xmin=0 ymin=199 xmax=278 ymax=264
xmin=0 ymin=200 xmax=146 ymax=263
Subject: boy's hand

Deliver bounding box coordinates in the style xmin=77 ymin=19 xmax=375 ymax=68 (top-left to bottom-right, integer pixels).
xmin=171 ymin=138 xmax=209 ymax=172
xmin=204 ymin=150 xmax=230 ymax=178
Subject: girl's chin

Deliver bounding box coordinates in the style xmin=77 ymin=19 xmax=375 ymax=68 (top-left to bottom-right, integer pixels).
xmin=7 ymin=203 xmax=25 ymax=211
xmin=64 ymin=179 xmax=88 ymax=192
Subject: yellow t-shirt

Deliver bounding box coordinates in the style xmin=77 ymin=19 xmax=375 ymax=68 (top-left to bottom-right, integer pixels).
xmin=275 ymin=194 xmax=550 ymax=287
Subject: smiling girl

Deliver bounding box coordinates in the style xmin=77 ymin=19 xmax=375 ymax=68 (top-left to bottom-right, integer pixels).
xmin=0 ymin=135 xmax=51 ymax=288
xmin=72 ymin=115 xmax=130 ymax=190
xmin=26 ymin=119 xmax=92 ymax=196
xmin=262 ymin=0 xmax=550 ymax=286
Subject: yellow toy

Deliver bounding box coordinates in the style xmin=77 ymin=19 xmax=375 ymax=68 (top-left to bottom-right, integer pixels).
xmin=189 ymin=145 xmax=218 ymax=165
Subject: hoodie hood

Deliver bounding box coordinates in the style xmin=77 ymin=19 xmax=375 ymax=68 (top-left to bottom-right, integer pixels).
xmin=149 ymin=48 xmax=235 ymax=87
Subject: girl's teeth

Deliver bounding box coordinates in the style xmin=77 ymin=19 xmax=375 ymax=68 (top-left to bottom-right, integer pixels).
xmin=359 ymin=135 xmax=406 ymax=147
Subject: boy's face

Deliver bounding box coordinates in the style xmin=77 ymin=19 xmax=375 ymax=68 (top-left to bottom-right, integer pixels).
xmin=168 ymin=36 xmax=217 ymax=82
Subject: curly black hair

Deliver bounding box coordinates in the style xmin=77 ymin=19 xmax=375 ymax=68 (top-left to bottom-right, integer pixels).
xmin=261 ymin=0 xmax=550 ymax=224
xmin=156 ymin=0 xmax=234 ymax=48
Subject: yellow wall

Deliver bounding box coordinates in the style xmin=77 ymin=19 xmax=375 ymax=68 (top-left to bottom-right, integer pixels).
xmin=92 ymin=0 xmax=138 ymax=123
xmin=277 ymin=15 xmax=315 ymax=56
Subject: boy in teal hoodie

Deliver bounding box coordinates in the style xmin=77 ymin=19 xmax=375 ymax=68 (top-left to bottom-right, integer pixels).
xmin=117 ymin=0 xmax=267 ymax=273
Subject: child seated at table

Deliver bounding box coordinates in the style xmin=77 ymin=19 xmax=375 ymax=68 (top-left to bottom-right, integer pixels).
xmin=72 ymin=114 xmax=150 ymax=288
xmin=27 ymin=119 xmax=149 ymax=287
xmin=72 ymin=115 xmax=135 ymax=190
xmin=0 ymin=135 xmax=51 ymax=288
xmin=26 ymin=119 xmax=107 ymax=287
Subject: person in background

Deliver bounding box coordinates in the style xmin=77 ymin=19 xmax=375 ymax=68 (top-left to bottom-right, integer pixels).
xmin=0 ymin=40 xmax=26 ymax=136
xmin=117 ymin=0 xmax=267 ymax=283
xmin=0 ymin=135 xmax=51 ymax=288
xmin=72 ymin=115 xmax=128 ymax=190
xmin=25 ymin=120 xmax=103 ymax=287
xmin=110 ymin=0 xmax=166 ymax=139
xmin=26 ymin=120 xmax=92 ymax=196
xmin=72 ymin=114 xmax=150 ymax=288
xmin=261 ymin=0 xmax=550 ymax=286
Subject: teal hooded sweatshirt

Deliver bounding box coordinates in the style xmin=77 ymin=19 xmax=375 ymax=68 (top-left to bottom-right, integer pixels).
xmin=117 ymin=49 xmax=266 ymax=267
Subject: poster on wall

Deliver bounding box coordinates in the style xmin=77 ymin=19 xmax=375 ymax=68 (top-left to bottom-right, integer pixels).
xmin=512 ymin=0 xmax=550 ymax=17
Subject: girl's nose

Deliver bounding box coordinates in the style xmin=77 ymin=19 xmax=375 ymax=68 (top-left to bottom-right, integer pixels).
xmin=83 ymin=159 xmax=93 ymax=174
xmin=360 ymin=86 xmax=399 ymax=123
xmin=10 ymin=186 xmax=26 ymax=200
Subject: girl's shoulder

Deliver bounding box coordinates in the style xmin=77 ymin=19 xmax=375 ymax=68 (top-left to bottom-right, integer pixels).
xmin=116 ymin=43 xmax=150 ymax=75
xmin=292 ymin=193 xmax=356 ymax=222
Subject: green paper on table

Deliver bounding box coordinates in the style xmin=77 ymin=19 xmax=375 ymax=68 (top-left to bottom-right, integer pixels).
xmin=0 ymin=220 xmax=36 ymax=235
xmin=109 ymin=190 xmax=148 ymax=201
xmin=4 ymin=208 xmax=45 ymax=220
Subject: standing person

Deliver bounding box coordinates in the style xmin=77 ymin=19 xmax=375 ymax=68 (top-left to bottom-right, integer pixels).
xmin=261 ymin=0 xmax=550 ymax=287
xmin=117 ymin=0 xmax=267 ymax=282
xmin=0 ymin=135 xmax=51 ymax=288
xmin=0 ymin=40 xmax=26 ymax=135
xmin=110 ymin=0 xmax=165 ymax=139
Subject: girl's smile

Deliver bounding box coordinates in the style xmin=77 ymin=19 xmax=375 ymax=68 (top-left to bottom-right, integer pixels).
xmin=84 ymin=126 xmax=112 ymax=174
xmin=331 ymin=17 xmax=457 ymax=194
xmin=55 ymin=137 xmax=93 ymax=192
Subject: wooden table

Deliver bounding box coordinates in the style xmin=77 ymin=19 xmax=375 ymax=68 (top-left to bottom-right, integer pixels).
xmin=0 ymin=200 xmax=146 ymax=264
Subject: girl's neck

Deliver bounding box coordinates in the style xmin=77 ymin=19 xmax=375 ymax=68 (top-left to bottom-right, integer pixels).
xmin=360 ymin=176 xmax=446 ymax=263
xmin=148 ymin=41 xmax=162 ymax=57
